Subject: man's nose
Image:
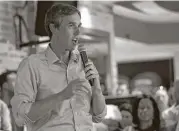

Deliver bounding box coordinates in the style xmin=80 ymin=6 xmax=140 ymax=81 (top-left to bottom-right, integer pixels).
xmin=74 ymin=27 xmax=80 ymax=36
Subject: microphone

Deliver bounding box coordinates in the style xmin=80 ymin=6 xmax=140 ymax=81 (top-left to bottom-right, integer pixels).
xmin=78 ymin=45 xmax=94 ymax=86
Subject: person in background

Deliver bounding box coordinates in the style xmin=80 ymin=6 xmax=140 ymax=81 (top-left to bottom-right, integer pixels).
xmin=130 ymin=72 xmax=162 ymax=97
xmin=154 ymin=86 xmax=169 ymax=113
xmin=104 ymin=104 xmax=122 ymax=131
xmin=0 ymin=97 xmax=12 ymax=131
xmin=131 ymin=89 xmax=143 ymax=96
xmin=118 ymin=103 xmax=134 ymax=131
xmin=162 ymin=80 xmax=179 ymax=131
xmin=153 ymin=86 xmax=175 ymax=130
xmin=133 ymin=95 xmax=160 ymax=131
xmin=113 ymin=75 xmax=130 ymax=97
xmin=11 ymin=3 xmax=106 ymax=131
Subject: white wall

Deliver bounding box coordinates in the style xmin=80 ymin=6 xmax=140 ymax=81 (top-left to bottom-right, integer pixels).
xmin=114 ymin=37 xmax=179 ymax=63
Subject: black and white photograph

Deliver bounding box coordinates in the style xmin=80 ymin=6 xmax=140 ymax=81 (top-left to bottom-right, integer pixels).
xmin=0 ymin=1 xmax=179 ymax=131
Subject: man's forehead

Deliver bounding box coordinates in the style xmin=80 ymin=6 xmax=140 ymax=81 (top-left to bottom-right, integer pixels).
xmin=62 ymin=13 xmax=81 ymax=23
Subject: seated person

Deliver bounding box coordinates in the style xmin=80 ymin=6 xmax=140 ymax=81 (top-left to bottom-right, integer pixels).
xmin=133 ymin=95 xmax=160 ymax=131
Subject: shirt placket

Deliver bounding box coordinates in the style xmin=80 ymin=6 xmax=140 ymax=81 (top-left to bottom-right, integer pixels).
xmin=67 ymin=60 xmax=81 ymax=131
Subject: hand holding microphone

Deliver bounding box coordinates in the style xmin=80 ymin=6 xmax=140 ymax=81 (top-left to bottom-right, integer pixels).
xmin=78 ymin=44 xmax=99 ymax=87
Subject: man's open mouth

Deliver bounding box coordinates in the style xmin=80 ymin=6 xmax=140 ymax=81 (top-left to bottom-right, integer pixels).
xmin=72 ymin=38 xmax=79 ymax=45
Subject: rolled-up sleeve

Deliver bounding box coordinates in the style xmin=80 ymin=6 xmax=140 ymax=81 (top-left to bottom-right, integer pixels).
xmin=92 ymin=105 xmax=107 ymax=123
xmin=11 ymin=56 xmax=38 ymax=127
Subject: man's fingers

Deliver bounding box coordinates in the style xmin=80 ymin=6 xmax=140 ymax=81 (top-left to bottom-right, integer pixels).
xmin=85 ymin=61 xmax=93 ymax=67
xmin=86 ymin=74 xmax=97 ymax=81
xmin=85 ymin=70 xmax=96 ymax=77
xmin=84 ymin=66 xmax=92 ymax=73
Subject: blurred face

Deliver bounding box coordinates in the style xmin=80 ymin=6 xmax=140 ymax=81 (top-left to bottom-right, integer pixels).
xmin=116 ymin=84 xmax=129 ymax=96
xmin=50 ymin=13 xmax=81 ymax=53
xmin=132 ymin=90 xmax=143 ymax=96
xmin=155 ymin=90 xmax=168 ymax=110
xmin=138 ymin=98 xmax=154 ymax=121
xmin=120 ymin=110 xmax=133 ymax=128
xmin=105 ymin=119 xmax=119 ymax=131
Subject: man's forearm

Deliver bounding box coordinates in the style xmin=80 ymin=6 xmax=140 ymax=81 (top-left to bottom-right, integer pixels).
xmin=92 ymin=87 xmax=106 ymax=115
xmin=27 ymin=92 xmax=64 ymax=122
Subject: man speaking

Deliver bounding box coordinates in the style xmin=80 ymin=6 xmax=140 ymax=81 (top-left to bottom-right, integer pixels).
xmin=11 ymin=3 xmax=107 ymax=131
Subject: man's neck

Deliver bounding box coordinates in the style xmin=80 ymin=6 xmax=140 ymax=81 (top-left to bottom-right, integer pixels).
xmin=50 ymin=44 xmax=71 ymax=65
xmin=140 ymin=119 xmax=153 ymax=130
xmin=62 ymin=50 xmax=71 ymax=65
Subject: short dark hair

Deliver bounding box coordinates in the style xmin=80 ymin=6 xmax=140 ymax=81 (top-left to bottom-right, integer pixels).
xmin=44 ymin=3 xmax=81 ymax=38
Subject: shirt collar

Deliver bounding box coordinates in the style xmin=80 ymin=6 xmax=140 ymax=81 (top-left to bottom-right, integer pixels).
xmin=45 ymin=45 xmax=80 ymax=65
xmin=45 ymin=45 xmax=60 ymax=65
xmin=71 ymin=49 xmax=80 ymax=63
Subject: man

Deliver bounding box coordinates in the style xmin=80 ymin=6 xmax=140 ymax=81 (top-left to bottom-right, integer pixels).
xmin=11 ymin=3 xmax=107 ymax=131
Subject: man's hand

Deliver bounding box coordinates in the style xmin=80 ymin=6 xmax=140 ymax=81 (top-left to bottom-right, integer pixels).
xmin=60 ymin=79 xmax=91 ymax=100
xmin=84 ymin=60 xmax=100 ymax=89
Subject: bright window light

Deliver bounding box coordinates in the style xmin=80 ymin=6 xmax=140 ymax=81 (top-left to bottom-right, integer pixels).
xmin=79 ymin=6 xmax=92 ymax=28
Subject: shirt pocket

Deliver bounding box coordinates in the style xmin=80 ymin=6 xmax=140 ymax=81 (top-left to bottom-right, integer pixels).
xmin=37 ymin=69 xmax=67 ymax=100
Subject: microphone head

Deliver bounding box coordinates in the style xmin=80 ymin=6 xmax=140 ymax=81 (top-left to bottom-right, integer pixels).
xmin=78 ymin=44 xmax=86 ymax=52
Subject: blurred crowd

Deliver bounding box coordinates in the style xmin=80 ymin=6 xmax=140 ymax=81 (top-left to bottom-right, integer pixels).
xmin=94 ymin=72 xmax=179 ymax=131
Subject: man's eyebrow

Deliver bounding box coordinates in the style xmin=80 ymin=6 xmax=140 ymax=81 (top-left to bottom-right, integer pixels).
xmin=68 ymin=22 xmax=82 ymax=27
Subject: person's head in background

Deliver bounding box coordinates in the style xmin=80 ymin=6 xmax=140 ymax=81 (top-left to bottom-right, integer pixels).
xmin=104 ymin=104 xmax=122 ymax=131
xmin=131 ymin=72 xmax=162 ymax=97
xmin=133 ymin=95 xmax=160 ymax=131
xmin=154 ymin=86 xmax=169 ymax=112
xmin=44 ymin=3 xmax=81 ymax=58
xmin=119 ymin=103 xmax=133 ymax=129
xmin=112 ymin=75 xmax=130 ymax=97
xmin=131 ymin=86 xmax=143 ymax=96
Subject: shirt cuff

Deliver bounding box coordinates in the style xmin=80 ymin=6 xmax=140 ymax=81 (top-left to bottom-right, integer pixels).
xmin=92 ymin=105 xmax=107 ymax=123
xmin=19 ymin=100 xmax=36 ymax=125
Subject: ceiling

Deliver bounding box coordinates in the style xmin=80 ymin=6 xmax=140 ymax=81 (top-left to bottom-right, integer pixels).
xmin=113 ymin=1 xmax=179 ymax=44
xmin=114 ymin=1 xmax=179 ymax=23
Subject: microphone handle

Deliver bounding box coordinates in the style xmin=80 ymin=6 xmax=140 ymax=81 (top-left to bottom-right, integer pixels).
xmin=80 ymin=51 xmax=94 ymax=86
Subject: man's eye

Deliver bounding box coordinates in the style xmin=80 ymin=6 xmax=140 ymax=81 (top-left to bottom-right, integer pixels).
xmin=69 ymin=24 xmax=75 ymax=27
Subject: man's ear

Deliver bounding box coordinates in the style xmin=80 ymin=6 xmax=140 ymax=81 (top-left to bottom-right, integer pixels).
xmin=49 ymin=23 xmax=56 ymax=33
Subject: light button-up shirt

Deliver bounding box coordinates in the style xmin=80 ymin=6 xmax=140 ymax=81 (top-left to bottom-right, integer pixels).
xmin=11 ymin=46 xmax=106 ymax=131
